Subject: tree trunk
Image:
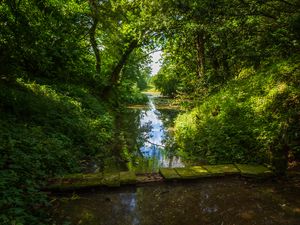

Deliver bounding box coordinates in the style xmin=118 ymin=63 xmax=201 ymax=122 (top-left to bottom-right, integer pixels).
xmin=101 ymin=39 xmax=139 ymax=100
xmin=88 ymin=0 xmax=101 ymax=75
xmin=89 ymin=18 xmax=101 ymax=75
xmin=110 ymin=39 xmax=139 ymax=85
xmin=195 ymin=32 xmax=205 ymax=78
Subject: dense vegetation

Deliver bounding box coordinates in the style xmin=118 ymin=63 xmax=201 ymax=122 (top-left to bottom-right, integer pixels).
xmin=0 ymin=0 xmax=150 ymax=224
xmin=0 ymin=0 xmax=299 ymax=224
xmin=175 ymin=59 xmax=300 ymax=168
xmin=152 ymin=0 xmax=300 ymax=172
xmin=0 ymin=80 xmax=114 ymax=224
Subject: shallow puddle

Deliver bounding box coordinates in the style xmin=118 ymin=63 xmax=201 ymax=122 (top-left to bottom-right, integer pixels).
xmin=53 ymin=177 xmax=300 ymax=225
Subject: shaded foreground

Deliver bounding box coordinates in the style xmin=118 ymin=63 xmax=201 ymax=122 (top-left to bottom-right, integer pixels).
xmin=52 ymin=176 xmax=300 ymax=225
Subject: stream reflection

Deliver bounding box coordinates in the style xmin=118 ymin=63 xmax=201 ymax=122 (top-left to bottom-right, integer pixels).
xmin=122 ymin=94 xmax=184 ymax=173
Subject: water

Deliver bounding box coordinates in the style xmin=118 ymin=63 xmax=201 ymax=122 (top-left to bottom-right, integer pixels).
xmin=120 ymin=94 xmax=184 ymax=173
xmin=82 ymin=94 xmax=183 ymax=173
xmin=52 ymin=177 xmax=300 ymax=225
xmin=133 ymin=96 xmax=184 ymax=172
xmin=52 ymin=95 xmax=300 ymax=225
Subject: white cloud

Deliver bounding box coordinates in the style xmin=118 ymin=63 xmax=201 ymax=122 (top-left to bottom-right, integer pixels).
xmin=150 ymin=51 xmax=162 ymax=76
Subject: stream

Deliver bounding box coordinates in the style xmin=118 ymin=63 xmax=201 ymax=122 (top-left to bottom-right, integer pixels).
xmin=82 ymin=93 xmax=183 ymax=174
xmin=123 ymin=94 xmax=184 ymax=173
xmin=52 ymin=94 xmax=300 ymax=225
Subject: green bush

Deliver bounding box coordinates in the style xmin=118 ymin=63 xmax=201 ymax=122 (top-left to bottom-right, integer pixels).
xmin=0 ymin=122 xmax=75 ymax=225
xmin=153 ymin=70 xmax=180 ymax=97
xmin=175 ymin=58 xmax=300 ymax=166
xmin=118 ymin=83 xmax=149 ymax=105
xmin=0 ymin=79 xmax=114 ymax=224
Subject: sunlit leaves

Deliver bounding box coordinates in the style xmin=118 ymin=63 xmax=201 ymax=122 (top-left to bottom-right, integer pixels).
xmin=175 ymin=58 xmax=300 ymax=165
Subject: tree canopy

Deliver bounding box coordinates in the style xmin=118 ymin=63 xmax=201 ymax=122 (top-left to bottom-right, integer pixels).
xmin=0 ymin=0 xmax=299 ymax=224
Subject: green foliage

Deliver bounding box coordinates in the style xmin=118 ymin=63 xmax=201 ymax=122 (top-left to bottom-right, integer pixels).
xmin=175 ymin=58 xmax=300 ymax=165
xmin=151 ymin=0 xmax=300 ymax=97
xmin=0 ymin=0 xmax=95 ymax=83
xmin=0 ymin=79 xmax=114 ymax=224
xmin=0 ymin=0 xmax=157 ymax=224
xmin=1 ymin=0 xmax=299 ymax=223
xmin=153 ymin=62 xmax=181 ymax=97
xmin=0 ymin=121 xmax=73 ymax=225
xmin=117 ymin=49 xmax=152 ymax=104
xmin=118 ymin=85 xmax=149 ymax=105
xmin=0 ymin=0 xmax=157 ymax=222
xmin=149 ymin=0 xmax=300 ymax=170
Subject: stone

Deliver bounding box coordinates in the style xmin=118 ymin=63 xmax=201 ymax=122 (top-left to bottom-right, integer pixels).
xmin=61 ymin=173 xmax=85 ymax=179
xmin=102 ymin=172 xmax=120 ymax=187
xmin=235 ymin=164 xmax=273 ymax=177
xmin=47 ymin=173 xmax=103 ymax=191
xmin=159 ymin=168 xmax=180 ymax=180
xmin=119 ymin=171 xmax=136 ymax=184
xmin=136 ymin=173 xmax=164 ymax=183
xmin=45 ymin=164 xmax=275 ymax=191
xmin=202 ymin=164 xmax=240 ymax=176
xmin=175 ymin=168 xmax=199 ymax=179
xmin=81 ymin=173 xmax=104 ymax=185
xmin=191 ymin=166 xmax=211 ymax=177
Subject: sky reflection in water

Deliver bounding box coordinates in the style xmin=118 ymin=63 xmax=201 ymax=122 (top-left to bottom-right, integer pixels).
xmin=137 ymin=96 xmax=184 ymax=170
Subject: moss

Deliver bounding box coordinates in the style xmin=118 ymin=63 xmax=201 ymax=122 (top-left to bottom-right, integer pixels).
xmin=120 ymin=171 xmax=136 ymax=184
xmin=190 ymin=166 xmax=211 ymax=177
xmin=235 ymin=164 xmax=273 ymax=177
xmin=202 ymin=164 xmax=240 ymax=176
xmin=47 ymin=173 xmax=104 ymax=191
xmin=159 ymin=168 xmax=180 ymax=180
xmin=102 ymin=172 xmax=120 ymax=187
xmin=175 ymin=168 xmax=199 ymax=179
xmin=46 ymin=164 xmax=275 ymax=191
xmin=59 ymin=173 xmax=84 ymax=179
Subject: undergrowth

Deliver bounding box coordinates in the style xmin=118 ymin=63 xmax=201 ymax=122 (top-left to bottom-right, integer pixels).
xmin=0 ymin=78 xmax=114 ymax=224
xmin=175 ymin=58 xmax=300 ymax=167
